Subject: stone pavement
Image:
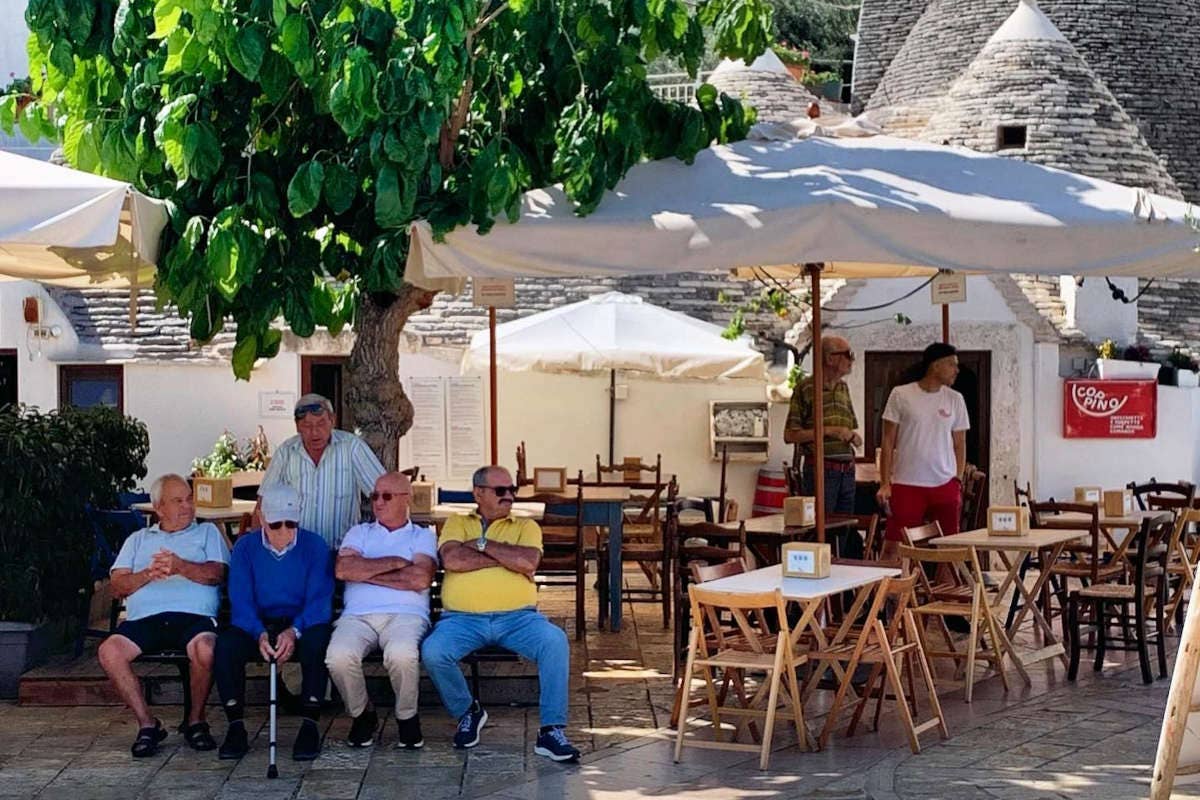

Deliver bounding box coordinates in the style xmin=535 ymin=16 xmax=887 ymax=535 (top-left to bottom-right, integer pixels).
xmin=2 ymin=586 xmax=1192 ymax=799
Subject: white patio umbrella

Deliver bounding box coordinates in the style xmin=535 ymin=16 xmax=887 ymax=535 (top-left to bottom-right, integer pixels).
xmin=0 ymin=150 xmax=167 ymax=288
xmin=408 ymin=133 xmax=1200 ymax=538
xmin=462 ymin=291 xmax=767 ymax=462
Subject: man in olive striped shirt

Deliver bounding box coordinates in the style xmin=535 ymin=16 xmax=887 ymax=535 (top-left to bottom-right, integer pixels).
xmin=784 ymin=336 xmax=862 ymax=517
xmin=260 ymin=394 xmax=385 ymax=549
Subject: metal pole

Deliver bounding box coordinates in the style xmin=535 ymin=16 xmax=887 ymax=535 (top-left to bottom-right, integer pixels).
xmin=266 ymin=657 xmax=278 ymax=779
xmin=608 ymin=369 xmax=616 ymax=465
xmin=807 ymin=263 xmax=826 ymax=543
xmin=489 ymin=305 xmax=498 ymax=464
xmin=942 ymin=303 xmax=950 ymax=344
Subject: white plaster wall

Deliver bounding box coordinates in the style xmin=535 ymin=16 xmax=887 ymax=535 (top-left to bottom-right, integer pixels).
xmin=0 ymin=10 xmax=29 ymax=78
xmin=824 ymin=275 xmax=1021 ymax=331
xmin=0 ymin=281 xmax=82 ymax=408
xmin=1034 ymin=379 xmax=1200 ymax=499
xmin=124 ymin=354 xmax=302 ymax=483
xmin=468 ymin=367 xmax=769 ymax=511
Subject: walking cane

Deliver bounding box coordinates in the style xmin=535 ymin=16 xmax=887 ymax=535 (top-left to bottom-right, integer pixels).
xmin=267 ymin=652 xmax=278 ymax=779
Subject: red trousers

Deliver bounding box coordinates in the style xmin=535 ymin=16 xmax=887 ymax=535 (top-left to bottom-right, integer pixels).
xmin=885 ymin=479 xmax=962 ymax=542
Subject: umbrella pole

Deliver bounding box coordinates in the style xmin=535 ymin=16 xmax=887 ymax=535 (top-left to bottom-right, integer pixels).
xmin=489 ymin=305 xmax=498 ymax=464
xmin=609 ymin=369 xmax=616 ymax=465
xmin=942 ymin=304 xmax=950 ymax=344
xmin=807 ymin=263 xmax=825 ymax=543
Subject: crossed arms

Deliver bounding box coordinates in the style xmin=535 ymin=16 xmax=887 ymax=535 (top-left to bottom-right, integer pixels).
xmin=336 ymin=549 xmax=436 ymax=591
xmin=439 ymin=538 xmax=540 ymax=578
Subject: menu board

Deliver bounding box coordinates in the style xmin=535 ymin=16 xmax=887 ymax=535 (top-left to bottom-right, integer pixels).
xmin=398 ymin=376 xmax=485 ymax=481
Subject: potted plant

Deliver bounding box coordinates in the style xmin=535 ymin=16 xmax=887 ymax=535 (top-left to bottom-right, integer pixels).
xmin=192 ymin=429 xmax=272 ymax=500
xmin=803 ymin=68 xmax=842 ymax=101
xmin=0 ymin=406 xmax=148 ymax=697
xmin=1095 ymin=339 xmax=1161 ymax=380
xmin=771 ymin=42 xmax=810 ymax=83
xmin=1161 ymin=348 xmax=1200 ymax=387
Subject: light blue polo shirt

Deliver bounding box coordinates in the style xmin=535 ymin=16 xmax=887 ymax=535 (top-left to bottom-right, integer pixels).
xmin=111 ymin=521 xmax=230 ymax=621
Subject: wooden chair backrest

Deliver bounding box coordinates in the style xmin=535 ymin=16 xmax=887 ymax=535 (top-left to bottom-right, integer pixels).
xmin=830 ymin=513 xmax=881 ymax=558
xmin=515 ymin=441 xmax=528 ymax=486
xmin=898 ymin=544 xmax=981 ymax=603
xmin=525 ymin=471 xmax=584 ymax=539
xmin=688 ymin=585 xmax=784 ymax=656
xmin=783 ymin=461 xmax=803 ymax=497
xmin=856 ymin=573 xmax=918 ymax=655
xmin=1127 ymin=479 xmax=1196 ymax=513
xmin=961 ymin=465 xmax=988 ymax=532
xmin=1013 ymin=480 xmax=1033 ymax=507
xmin=1030 ymin=500 xmax=1103 ymax=580
xmin=902 ymin=521 xmax=945 ymax=547
xmin=596 ymin=453 xmax=662 ymax=484
xmin=690 ymin=557 xmax=748 ymax=584
xmin=400 ymin=465 xmax=420 ymax=481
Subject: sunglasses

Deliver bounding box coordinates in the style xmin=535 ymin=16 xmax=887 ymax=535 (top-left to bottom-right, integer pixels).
xmin=266 ymin=520 xmax=297 ymax=530
xmin=478 ymin=485 xmax=518 ymax=497
xmin=294 ymin=403 xmax=326 ymax=420
xmin=370 ymin=491 xmax=409 ymax=502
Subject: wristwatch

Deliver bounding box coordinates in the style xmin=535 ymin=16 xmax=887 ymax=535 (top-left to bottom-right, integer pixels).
xmin=475 ymin=536 xmax=487 ymax=552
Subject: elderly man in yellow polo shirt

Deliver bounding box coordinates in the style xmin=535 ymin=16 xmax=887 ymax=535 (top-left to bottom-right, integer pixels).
xmin=420 ymin=465 xmax=579 ymax=762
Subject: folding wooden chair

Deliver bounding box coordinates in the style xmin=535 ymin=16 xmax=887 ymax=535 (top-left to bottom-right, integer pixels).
xmin=1165 ymin=509 xmax=1200 ymax=625
xmin=901 ymin=544 xmax=1030 ymax=702
xmin=809 ymin=574 xmax=948 ymax=753
xmin=674 ymin=585 xmax=810 ymax=770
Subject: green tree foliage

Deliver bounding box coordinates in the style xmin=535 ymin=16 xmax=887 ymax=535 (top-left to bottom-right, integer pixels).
xmin=6 ymin=0 xmax=771 ymax=463
xmin=769 ymin=0 xmax=857 ymax=63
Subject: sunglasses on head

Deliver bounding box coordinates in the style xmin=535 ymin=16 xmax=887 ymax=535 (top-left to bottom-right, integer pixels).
xmin=370 ymin=491 xmax=409 ymax=502
xmin=267 ymin=520 xmax=297 ymax=530
xmin=478 ymin=485 xmax=518 ymax=497
xmin=294 ymin=403 xmax=326 ymax=420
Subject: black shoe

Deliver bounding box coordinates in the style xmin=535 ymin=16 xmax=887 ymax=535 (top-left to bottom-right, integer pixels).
xmin=131 ymin=719 xmax=168 ymax=758
xmin=395 ymin=715 xmax=424 ymax=750
xmin=453 ymin=701 xmax=488 ymax=749
xmin=534 ymin=726 xmax=580 ymax=762
xmin=347 ymin=708 xmax=378 ymax=748
xmin=292 ymin=719 xmax=322 ymax=761
xmin=218 ymin=721 xmax=249 ymax=760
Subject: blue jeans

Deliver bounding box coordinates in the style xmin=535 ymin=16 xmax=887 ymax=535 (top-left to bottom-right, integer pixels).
xmin=801 ymin=463 xmax=857 ymax=515
xmin=421 ymin=608 xmax=569 ymax=726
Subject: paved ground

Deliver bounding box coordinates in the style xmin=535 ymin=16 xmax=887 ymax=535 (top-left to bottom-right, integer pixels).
xmin=3 ymin=586 xmax=1192 ymax=799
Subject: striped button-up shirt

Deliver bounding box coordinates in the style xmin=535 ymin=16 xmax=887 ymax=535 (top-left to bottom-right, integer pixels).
xmin=261 ymin=430 xmax=385 ymax=548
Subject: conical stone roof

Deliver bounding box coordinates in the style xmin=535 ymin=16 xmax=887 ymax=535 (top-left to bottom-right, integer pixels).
xmin=706 ymin=51 xmax=819 ymax=124
xmin=849 ymin=0 xmax=928 ymax=113
xmin=920 ymin=0 xmax=1180 ymax=197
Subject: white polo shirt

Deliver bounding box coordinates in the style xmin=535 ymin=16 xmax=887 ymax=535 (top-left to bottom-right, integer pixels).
xmin=338 ymin=519 xmax=438 ymax=619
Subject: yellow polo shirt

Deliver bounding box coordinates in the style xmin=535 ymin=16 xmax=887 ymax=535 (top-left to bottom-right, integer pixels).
xmin=438 ymin=513 xmax=542 ymax=612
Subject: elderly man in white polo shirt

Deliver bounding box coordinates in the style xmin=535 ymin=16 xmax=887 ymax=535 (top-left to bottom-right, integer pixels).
xmin=260 ymin=393 xmax=385 ymax=549
xmin=325 ymin=471 xmax=438 ymax=750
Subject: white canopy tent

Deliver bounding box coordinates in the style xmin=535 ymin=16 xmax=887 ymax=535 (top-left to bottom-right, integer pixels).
xmin=463 ymin=291 xmax=766 ymax=463
xmin=0 ymin=150 xmax=167 ymax=289
xmin=409 ymin=132 xmax=1200 ymax=538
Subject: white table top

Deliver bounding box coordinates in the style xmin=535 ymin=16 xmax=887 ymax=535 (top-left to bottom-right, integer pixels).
xmin=132 ymin=499 xmax=256 ymax=521
xmin=934 ymin=528 xmax=1087 ymax=551
xmin=700 ymin=563 xmax=900 ymax=601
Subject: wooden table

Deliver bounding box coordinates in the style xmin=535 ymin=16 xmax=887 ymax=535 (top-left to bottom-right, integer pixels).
xmin=932 ymin=527 xmax=1087 ymax=667
xmin=1054 ymin=508 xmax=1162 ymax=530
xmin=699 ymin=563 xmax=901 ymax=749
xmin=722 ymin=514 xmax=859 ymax=565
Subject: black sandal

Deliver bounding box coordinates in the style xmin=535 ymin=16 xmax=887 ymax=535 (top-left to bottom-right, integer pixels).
xmin=181 ymin=721 xmax=217 ymax=751
xmin=131 ymin=719 xmax=167 ymax=758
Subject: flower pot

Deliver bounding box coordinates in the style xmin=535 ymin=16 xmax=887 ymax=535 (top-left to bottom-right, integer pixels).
xmin=819 ymin=80 xmax=842 ymax=101
xmin=1096 ymin=358 xmax=1161 ymax=380
xmin=0 ymin=621 xmax=52 ymax=699
xmin=1160 ymin=365 xmax=1178 ymax=386
xmin=785 ymin=64 xmax=806 ymax=83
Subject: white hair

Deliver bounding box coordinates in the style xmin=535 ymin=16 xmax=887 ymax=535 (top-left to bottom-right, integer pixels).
xmin=150 ymin=473 xmax=189 ymax=506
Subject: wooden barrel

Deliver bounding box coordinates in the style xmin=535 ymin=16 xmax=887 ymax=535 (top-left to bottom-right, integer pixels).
xmin=752 ymin=468 xmax=787 ymax=517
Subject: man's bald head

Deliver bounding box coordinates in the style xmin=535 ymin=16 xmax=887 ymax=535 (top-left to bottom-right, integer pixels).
xmin=820 ymin=336 xmax=855 ymax=381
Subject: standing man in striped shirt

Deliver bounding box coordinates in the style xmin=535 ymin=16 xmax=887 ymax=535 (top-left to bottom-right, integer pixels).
xmin=260 ymin=394 xmax=385 ymax=550
xmin=784 ymin=335 xmax=862 ymax=526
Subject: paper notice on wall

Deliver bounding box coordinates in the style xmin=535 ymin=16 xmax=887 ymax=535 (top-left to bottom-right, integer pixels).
xmin=399 ymin=377 xmax=448 ymax=479
xmin=447 ymin=376 xmax=486 ymax=479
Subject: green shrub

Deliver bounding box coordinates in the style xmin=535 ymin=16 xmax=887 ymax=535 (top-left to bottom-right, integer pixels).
xmin=0 ymin=406 xmax=148 ymax=623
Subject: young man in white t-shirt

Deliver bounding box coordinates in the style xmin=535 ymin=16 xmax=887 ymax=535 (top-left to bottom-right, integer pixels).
xmin=325 ymin=472 xmax=438 ymax=750
xmin=877 ymin=343 xmax=970 ymax=557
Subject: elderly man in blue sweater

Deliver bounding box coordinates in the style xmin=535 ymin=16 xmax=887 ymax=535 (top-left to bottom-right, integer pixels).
xmin=214 ymin=485 xmax=334 ymax=761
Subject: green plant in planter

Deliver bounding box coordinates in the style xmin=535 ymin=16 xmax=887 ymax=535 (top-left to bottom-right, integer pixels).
xmin=191 ymin=431 xmax=246 ymax=478
xmin=1167 ymin=348 xmax=1199 ymax=372
xmin=1122 ymin=344 xmax=1154 ymax=363
xmin=1096 ymin=338 xmax=1117 ymax=359
xmin=771 ymin=42 xmax=811 ymax=69
xmin=0 ymin=406 xmax=148 ymax=623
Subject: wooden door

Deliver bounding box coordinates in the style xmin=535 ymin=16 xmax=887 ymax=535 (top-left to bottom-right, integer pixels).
xmin=863 ymin=350 xmax=991 ymax=507
xmin=0 ymin=350 xmax=15 ymax=409
xmin=301 ymin=356 xmax=349 ymax=429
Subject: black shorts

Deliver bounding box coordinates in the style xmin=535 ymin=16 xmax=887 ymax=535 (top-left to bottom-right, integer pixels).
xmin=115 ymin=612 xmax=217 ymax=654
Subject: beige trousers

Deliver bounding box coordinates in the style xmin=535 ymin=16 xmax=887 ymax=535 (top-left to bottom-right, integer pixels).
xmin=325 ymin=613 xmax=428 ymax=720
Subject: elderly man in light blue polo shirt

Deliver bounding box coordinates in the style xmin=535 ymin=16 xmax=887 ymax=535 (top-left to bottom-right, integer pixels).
xmin=260 ymin=393 xmax=385 ymax=549
xmin=99 ymin=473 xmax=230 ymax=758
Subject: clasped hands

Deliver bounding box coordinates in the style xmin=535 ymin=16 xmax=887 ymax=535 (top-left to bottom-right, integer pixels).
xmin=146 ymin=549 xmax=183 ymax=581
xmin=258 ymin=628 xmax=297 ymax=663
xmin=826 ymin=426 xmax=862 ymax=446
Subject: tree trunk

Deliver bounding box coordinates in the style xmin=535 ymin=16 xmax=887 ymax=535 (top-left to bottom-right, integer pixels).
xmin=346 ymin=284 xmax=438 ymax=470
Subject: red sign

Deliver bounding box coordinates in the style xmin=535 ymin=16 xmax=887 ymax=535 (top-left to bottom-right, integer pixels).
xmin=1063 ymin=379 xmax=1157 ymax=439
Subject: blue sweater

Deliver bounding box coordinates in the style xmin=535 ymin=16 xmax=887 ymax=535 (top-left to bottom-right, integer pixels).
xmin=228 ymin=528 xmax=333 ymax=639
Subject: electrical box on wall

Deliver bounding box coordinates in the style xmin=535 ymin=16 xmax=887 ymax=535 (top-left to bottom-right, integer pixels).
xmin=613 ymin=384 xmax=629 ymax=400
xmin=22 ymin=296 xmax=39 ymax=324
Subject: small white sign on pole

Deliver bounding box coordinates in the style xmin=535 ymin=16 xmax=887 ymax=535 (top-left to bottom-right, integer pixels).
xmin=931 ymin=272 xmax=967 ymax=304
xmin=259 ymin=391 xmax=295 ymax=418
xmin=473 ymin=277 xmax=516 ymax=308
